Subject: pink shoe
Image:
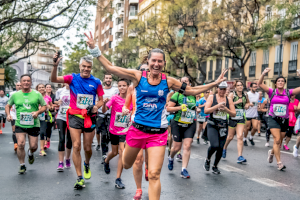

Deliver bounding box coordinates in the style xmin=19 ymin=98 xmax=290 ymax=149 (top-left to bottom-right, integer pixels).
xmin=44 ymin=141 xmax=48 ymax=150
xmin=283 ymin=145 xmax=290 ymax=151
xmin=46 ymin=141 xmax=50 ymax=149
xmin=65 ymin=159 xmax=71 ymax=168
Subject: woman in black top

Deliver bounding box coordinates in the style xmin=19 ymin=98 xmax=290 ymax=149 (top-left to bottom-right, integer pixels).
xmin=203 ymin=82 xmax=236 ymax=174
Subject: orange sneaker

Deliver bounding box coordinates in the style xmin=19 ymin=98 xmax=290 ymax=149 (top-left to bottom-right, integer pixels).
xmin=0 ymin=130 xmax=2 ymax=134
xmin=14 ymin=144 xmax=18 ymax=152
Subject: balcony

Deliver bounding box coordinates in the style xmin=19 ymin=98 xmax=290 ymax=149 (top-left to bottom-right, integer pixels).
xmin=116 ymin=23 xmax=124 ymax=32
xmin=109 ymin=21 xmax=113 ymax=28
xmin=249 ymin=66 xmax=255 ymax=77
xmin=289 ymin=60 xmax=297 ymax=73
xmin=129 ymin=10 xmax=138 ymax=20
xmin=214 ymin=70 xmax=221 ymax=79
xmin=129 ymin=0 xmax=139 ymax=4
xmin=208 ymin=71 xmax=212 ymax=80
xmin=274 ymin=62 xmax=282 ymax=76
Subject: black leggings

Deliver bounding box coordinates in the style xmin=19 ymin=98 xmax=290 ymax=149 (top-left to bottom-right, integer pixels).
xmin=46 ymin=121 xmax=54 ymax=140
xmin=40 ymin=120 xmax=48 ymax=140
xmin=57 ymin=119 xmax=72 ymax=151
xmin=12 ymin=132 xmax=17 ymax=144
xmin=206 ymin=123 xmax=227 ymax=167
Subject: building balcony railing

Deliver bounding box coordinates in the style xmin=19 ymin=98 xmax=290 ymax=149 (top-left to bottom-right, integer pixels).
xmin=274 ymin=62 xmax=282 ymax=76
xmin=214 ymin=70 xmax=221 ymax=79
xmin=249 ymin=66 xmax=256 ymax=77
xmin=289 ymin=60 xmax=297 ymax=73
xmin=38 ymin=53 xmax=54 ymax=58
xmin=208 ymin=71 xmax=212 ymax=80
xmin=116 ymin=23 xmax=124 ymax=32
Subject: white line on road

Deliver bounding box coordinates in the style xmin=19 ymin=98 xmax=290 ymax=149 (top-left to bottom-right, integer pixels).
xmin=219 ymin=165 xmax=246 ymax=173
xmin=248 ymin=178 xmax=288 ymax=187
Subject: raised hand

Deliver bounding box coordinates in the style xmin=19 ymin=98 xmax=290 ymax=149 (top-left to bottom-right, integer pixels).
xmin=263 ymin=68 xmax=271 ymax=75
xmin=84 ymin=31 xmax=96 ymax=49
xmin=53 ymin=52 xmax=63 ymax=67
xmin=215 ymin=69 xmax=228 ymax=85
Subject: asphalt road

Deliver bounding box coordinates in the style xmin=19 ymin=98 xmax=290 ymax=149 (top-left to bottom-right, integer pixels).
xmin=1 ymin=123 xmax=300 ymax=200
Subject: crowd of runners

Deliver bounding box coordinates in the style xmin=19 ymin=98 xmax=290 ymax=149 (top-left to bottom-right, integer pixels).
xmin=2 ymin=32 xmax=300 ymax=200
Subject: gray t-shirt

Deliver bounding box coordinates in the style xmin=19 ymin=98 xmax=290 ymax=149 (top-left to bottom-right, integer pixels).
xmin=0 ymin=96 xmax=8 ymax=115
xmin=55 ymin=87 xmax=70 ymax=121
xmin=246 ymin=91 xmax=259 ymax=118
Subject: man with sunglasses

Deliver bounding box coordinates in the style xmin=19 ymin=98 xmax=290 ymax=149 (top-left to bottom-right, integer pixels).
xmin=9 ymin=82 xmax=21 ymax=151
xmin=244 ymin=82 xmax=259 ymax=146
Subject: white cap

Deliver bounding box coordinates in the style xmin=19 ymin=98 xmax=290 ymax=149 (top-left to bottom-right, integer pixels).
xmin=218 ymin=81 xmax=228 ymax=89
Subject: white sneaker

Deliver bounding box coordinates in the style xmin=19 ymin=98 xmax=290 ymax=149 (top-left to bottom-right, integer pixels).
xmin=293 ymin=145 xmax=298 ymax=158
xmin=265 ymin=142 xmax=269 ymax=147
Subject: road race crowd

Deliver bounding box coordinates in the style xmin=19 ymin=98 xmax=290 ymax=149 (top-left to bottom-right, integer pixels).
xmin=2 ymin=32 xmax=300 ymax=200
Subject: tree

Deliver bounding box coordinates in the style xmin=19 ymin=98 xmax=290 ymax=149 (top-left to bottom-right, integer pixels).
xmin=3 ymin=65 xmax=18 ymax=90
xmin=203 ymin=0 xmax=300 ymax=85
xmin=0 ymin=0 xmax=97 ymax=66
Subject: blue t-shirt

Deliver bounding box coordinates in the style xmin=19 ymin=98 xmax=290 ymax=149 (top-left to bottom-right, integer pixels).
xmin=258 ymin=97 xmax=266 ymax=104
xmin=196 ymin=97 xmax=209 ymax=117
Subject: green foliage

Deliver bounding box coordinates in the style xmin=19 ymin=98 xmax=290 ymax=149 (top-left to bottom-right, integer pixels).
xmin=3 ymin=66 xmax=18 ymax=89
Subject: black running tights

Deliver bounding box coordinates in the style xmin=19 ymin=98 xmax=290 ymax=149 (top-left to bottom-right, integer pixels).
xmin=206 ymin=123 xmax=227 ymax=167
xmin=57 ymin=119 xmax=72 ymax=151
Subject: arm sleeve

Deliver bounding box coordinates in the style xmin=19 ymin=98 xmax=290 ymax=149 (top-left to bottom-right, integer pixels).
xmin=39 ymin=93 xmax=47 ymax=106
xmin=63 ymin=75 xmax=73 ymax=84
xmin=106 ymin=95 xmax=114 ymax=109
xmin=170 ymin=92 xmax=179 ymax=103
xmin=7 ymin=94 xmax=14 ymax=106
xmin=97 ymin=84 xmax=104 ymax=97
xmin=267 ymin=88 xmax=273 ymax=98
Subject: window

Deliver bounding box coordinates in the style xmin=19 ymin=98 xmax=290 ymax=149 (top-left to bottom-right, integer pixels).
xmin=109 ymin=41 xmax=112 ymax=49
xmin=115 ymin=32 xmax=122 ymax=39
xmin=225 ymin=57 xmax=229 ymax=69
xmin=250 ymin=51 xmax=256 ymax=66
xmin=116 ymin=3 xmax=123 ymax=9
xmin=290 ymin=42 xmax=298 ymax=61
xmin=130 ymin=5 xmax=138 ymax=16
xmin=216 ymin=59 xmax=222 ymax=71
xmin=109 ymin=28 xmax=112 ymax=35
xmin=116 ymin=17 xmax=123 ymax=25
xmin=265 ymin=6 xmax=272 ymax=21
xmin=263 ymin=50 xmax=269 ymax=64
xmin=275 ymin=45 xmax=283 ymax=63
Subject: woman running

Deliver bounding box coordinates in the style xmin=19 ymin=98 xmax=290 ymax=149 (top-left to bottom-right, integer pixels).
xmin=84 ymin=31 xmax=227 ymax=200
xmin=36 ymin=84 xmax=53 ymax=156
xmin=103 ymin=79 xmax=131 ymax=189
xmin=44 ymin=84 xmax=56 ymax=149
xmin=203 ymin=81 xmax=236 ymax=174
xmin=167 ymin=76 xmax=196 ymax=179
xmin=196 ymin=90 xmax=210 ymax=144
xmin=283 ymin=94 xmax=299 ymax=150
xmin=55 ymin=83 xmax=72 ymax=171
xmin=222 ymin=80 xmax=249 ymax=163
xmin=258 ymin=68 xmax=300 ymax=170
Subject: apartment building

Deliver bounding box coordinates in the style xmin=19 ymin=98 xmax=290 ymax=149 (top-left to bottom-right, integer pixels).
xmin=95 ymin=0 xmax=139 ymax=54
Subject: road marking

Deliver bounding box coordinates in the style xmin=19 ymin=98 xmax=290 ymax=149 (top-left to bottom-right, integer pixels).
xmin=280 ymin=150 xmax=299 ymax=157
xmin=248 ymin=178 xmax=288 ymax=187
xmin=219 ymin=165 xmax=246 ymax=173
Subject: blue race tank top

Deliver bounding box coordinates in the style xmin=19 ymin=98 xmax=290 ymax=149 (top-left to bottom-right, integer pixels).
xmin=131 ymin=71 xmax=169 ymax=128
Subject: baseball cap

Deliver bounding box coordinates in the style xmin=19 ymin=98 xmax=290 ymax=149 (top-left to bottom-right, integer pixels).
xmin=218 ymin=81 xmax=228 ymax=89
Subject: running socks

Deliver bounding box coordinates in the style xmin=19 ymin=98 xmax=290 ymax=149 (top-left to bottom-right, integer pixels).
xmin=249 ymin=135 xmax=253 ymax=140
xmin=20 ymin=163 xmax=25 ymax=166
xmin=168 ymin=156 xmax=174 ymax=161
xmin=28 ymin=149 xmax=33 ymax=156
xmin=243 ymin=138 xmax=247 ymax=141
xmin=78 ymin=176 xmax=83 ymax=180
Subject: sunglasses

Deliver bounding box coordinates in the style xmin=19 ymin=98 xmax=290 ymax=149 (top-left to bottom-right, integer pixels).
xmin=140 ymin=68 xmax=150 ymax=71
xmin=219 ymin=88 xmax=226 ymax=90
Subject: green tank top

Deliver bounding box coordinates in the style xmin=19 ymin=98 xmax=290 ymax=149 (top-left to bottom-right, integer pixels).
xmin=233 ymin=91 xmax=247 ymax=109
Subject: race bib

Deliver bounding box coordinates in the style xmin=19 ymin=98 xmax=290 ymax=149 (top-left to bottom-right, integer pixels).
xmin=20 ymin=112 xmax=34 ymax=125
xmin=273 ymin=104 xmax=287 ymax=116
xmin=60 ymin=106 xmax=69 ymax=115
xmin=231 ymin=109 xmax=244 ymax=120
xmin=213 ymin=110 xmax=227 ymax=120
xmin=38 ymin=112 xmax=45 ymax=121
xmin=197 ymin=115 xmax=206 ymax=122
xmin=0 ymin=107 xmax=5 ymax=111
xmin=252 ymin=102 xmax=258 ymax=106
xmin=179 ymin=108 xmax=195 ymax=124
xmin=76 ymin=94 xmax=93 ymax=109
xmin=114 ymin=112 xmax=130 ymax=128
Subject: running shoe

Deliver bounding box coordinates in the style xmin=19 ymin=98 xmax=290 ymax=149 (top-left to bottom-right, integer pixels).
xmin=28 ymin=149 xmax=34 ymax=164
xmin=18 ymin=165 xmax=26 ymax=174
xmin=92 ymin=142 xmax=95 ymax=146
xmin=267 ymin=150 xmax=273 ymax=163
xmin=0 ymin=130 xmax=2 ymax=134
xmin=244 ymin=140 xmax=248 ymax=146
xmin=133 ymin=189 xmax=142 ymax=200
xmin=212 ymin=166 xmax=221 ymax=174
xmin=283 ymin=145 xmax=290 ymax=151
xmin=83 ymin=162 xmax=91 ymax=179
xmin=145 ymin=166 xmax=148 ymax=181
xmin=222 ymin=149 xmax=226 ymax=158
xmin=96 ymin=145 xmax=101 ymax=151
xmin=176 ymin=153 xmax=182 ymax=162
xmin=14 ymin=143 xmax=18 ymax=152
xmin=39 ymin=150 xmax=47 ymax=156
xmin=44 ymin=142 xmax=48 ymax=150
xmin=258 ymin=132 xmax=261 ymax=136
xmin=203 ymin=140 xmax=208 ymax=145
xmin=237 ymin=156 xmax=247 ymax=164
xmin=249 ymin=138 xmax=255 ymax=146
xmin=181 ymin=169 xmax=190 ymax=179
xmin=74 ymin=178 xmax=85 ymax=189
xmin=293 ymin=145 xmax=298 ymax=158
xmin=168 ymin=158 xmax=174 ymax=171
xmin=65 ymin=159 xmax=71 ymax=168
xmin=2 ymin=123 xmax=5 ymax=128
xmin=203 ymin=159 xmax=210 ymax=171
xmin=265 ymin=142 xmax=270 ymax=147
xmin=197 ymin=138 xmax=200 ymax=144
xmin=277 ymin=162 xmax=286 ymax=171
xmin=57 ymin=162 xmax=64 ymax=172
xmin=102 ymin=154 xmax=107 ymax=164
xmin=103 ymin=161 xmax=110 ymax=174
xmin=46 ymin=141 xmax=50 ymax=149
xmin=115 ymin=178 xmax=125 ymax=189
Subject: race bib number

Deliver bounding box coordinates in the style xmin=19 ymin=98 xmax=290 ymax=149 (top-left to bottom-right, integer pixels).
xmin=60 ymin=106 xmax=68 ymax=115
xmin=252 ymin=102 xmax=258 ymax=106
xmin=20 ymin=112 xmax=34 ymax=125
xmin=0 ymin=107 xmax=5 ymax=111
xmin=179 ymin=108 xmax=195 ymax=124
xmin=197 ymin=115 xmax=206 ymax=122
xmin=231 ymin=109 xmax=244 ymax=120
xmin=76 ymin=94 xmax=93 ymax=109
xmin=273 ymin=104 xmax=287 ymax=116
xmin=114 ymin=112 xmax=130 ymax=128
xmin=38 ymin=112 xmax=45 ymax=121
xmin=213 ymin=110 xmax=227 ymax=120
